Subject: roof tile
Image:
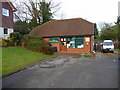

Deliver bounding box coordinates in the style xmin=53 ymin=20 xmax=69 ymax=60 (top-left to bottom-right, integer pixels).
xmin=29 ymin=18 xmax=94 ymax=37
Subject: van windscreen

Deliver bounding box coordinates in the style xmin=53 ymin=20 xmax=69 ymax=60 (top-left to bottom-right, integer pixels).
xmin=103 ymin=42 xmax=113 ymax=45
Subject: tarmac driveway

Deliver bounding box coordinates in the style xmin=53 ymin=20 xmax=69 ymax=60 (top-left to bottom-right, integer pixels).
xmin=2 ymin=53 xmax=118 ymax=88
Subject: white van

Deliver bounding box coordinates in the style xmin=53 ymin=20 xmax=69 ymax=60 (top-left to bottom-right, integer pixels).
xmin=102 ymin=40 xmax=114 ymax=53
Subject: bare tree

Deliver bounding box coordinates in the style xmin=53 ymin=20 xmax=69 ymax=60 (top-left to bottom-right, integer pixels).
xmin=12 ymin=0 xmax=61 ymax=24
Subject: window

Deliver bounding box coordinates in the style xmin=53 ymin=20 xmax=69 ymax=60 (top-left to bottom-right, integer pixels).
xmin=67 ymin=37 xmax=75 ymax=48
xmin=60 ymin=38 xmax=66 ymax=42
xmin=60 ymin=38 xmax=66 ymax=46
xmin=75 ymin=37 xmax=84 ymax=48
xmin=103 ymin=42 xmax=113 ymax=46
xmin=67 ymin=37 xmax=84 ymax=48
xmin=2 ymin=8 xmax=9 ymax=16
xmin=4 ymin=28 xmax=8 ymax=34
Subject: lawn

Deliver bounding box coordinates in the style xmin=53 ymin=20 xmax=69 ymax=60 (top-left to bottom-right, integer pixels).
xmin=114 ymin=49 xmax=120 ymax=52
xmin=2 ymin=47 xmax=55 ymax=76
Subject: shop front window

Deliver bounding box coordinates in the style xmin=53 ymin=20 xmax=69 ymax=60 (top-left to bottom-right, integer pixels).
xmin=60 ymin=38 xmax=67 ymax=46
xmin=67 ymin=37 xmax=75 ymax=48
xmin=75 ymin=37 xmax=84 ymax=48
xmin=67 ymin=37 xmax=84 ymax=48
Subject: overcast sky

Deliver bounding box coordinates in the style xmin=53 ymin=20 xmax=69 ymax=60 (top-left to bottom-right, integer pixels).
xmin=10 ymin=0 xmax=119 ymax=29
xmin=55 ymin=0 xmax=119 ymax=24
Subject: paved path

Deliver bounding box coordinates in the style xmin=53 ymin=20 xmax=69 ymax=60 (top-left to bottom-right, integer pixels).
xmin=2 ymin=53 xmax=118 ymax=88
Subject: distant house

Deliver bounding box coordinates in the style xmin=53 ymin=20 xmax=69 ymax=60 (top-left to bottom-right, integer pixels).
xmin=30 ymin=18 xmax=94 ymax=54
xmin=0 ymin=0 xmax=16 ymax=39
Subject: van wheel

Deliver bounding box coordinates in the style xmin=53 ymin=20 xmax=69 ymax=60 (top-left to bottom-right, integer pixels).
xmin=111 ymin=51 xmax=114 ymax=53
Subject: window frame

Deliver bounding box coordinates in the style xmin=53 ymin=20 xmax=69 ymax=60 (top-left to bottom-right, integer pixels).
xmin=75 ymin=37 xmax=84 ymax=48
xmin=67 ymin=36 xmax=84 ymax=49
xmin=4 ymin=28 xmax=8 ymax=35
xmin=2 ymin=8 xmax=9 ymax=17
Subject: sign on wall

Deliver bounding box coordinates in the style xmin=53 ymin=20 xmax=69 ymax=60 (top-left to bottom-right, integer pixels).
xmin=49 ymin=39 xmax=59 ymax=43
xmin=85 ymin=38 xmax=90 ymax=42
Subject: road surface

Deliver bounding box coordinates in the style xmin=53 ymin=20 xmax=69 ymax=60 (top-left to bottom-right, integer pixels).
xmin=2 ymin=53 xmax=118 ymax=88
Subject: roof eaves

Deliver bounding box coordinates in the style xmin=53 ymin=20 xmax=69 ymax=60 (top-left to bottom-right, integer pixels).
xmin=7 ymin=0 xmax=17 ymax=12
xmin=41 ymin=33 xmax=94 ymax=37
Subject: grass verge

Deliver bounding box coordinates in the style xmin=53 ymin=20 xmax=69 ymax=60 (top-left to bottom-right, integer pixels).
xmin=2 ymin=47 xmax=55 ymax=76
xmin=114 ymin=49 xmax=120 ymax=52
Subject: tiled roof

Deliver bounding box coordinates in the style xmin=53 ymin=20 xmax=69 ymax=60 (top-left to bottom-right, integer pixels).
xmin=29 ymin=18 xmax=94 ymax=37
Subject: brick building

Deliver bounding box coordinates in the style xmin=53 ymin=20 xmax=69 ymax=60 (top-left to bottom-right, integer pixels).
xmin=0 ymin=0 xmax=16 ymax=39
xmin=30 ymin=18 xmax=94 ymax=55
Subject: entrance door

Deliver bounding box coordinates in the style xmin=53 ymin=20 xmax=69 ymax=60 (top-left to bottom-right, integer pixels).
xmin=60 ymin=38 xmax=67 ymax=52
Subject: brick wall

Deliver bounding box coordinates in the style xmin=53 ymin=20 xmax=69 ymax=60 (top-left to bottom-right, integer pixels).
xmin=43 ymin=36 xmax=93 ymax=54
xmin=67 ymin=36 xmax=91 ymax=54
xmin=0 ymin=1 xmax=2 ymax=27
xmin=2 ymin=2 xmax=13 ymax=29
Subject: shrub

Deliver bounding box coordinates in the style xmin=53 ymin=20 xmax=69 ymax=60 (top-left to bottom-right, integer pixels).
xmin=21 ymin=34 xmax=32 ymax=48
xmin=22 ymin=35 xmax=54 ymax=55
xmin=6 ymin=40 xmax=15 ymax=46
xmin=39 ymin=41 xmax=54 ymax=55
xmin=0 ymin=39 xmax=7 ymax=47
xmin=10 ymin=32 xmax=22 ymax=46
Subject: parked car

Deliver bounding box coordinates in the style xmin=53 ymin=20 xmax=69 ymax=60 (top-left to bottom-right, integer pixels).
xmin=102 ymin=40 xmax=114 ymax=53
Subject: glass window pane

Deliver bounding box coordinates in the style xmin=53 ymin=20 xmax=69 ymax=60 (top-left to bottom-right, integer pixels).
xmin=4 ymin=28 xmax=8 ymax=34
xmin=67 ymin=37 xmax=75 ymax=48
xmin=67 ymin=37 xmax=84 ymax=48
xmin=75 ymin=37 xmax=84 ymax=48
xmin=2 ymin=8 xmax=9 ymax=16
